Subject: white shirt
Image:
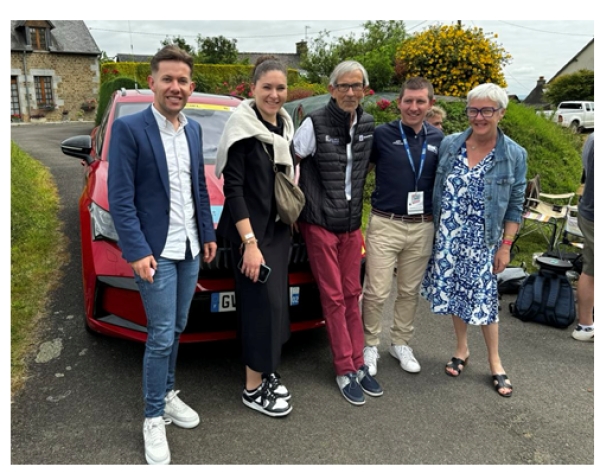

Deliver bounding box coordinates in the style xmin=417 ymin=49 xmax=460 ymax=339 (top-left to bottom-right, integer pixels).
xmin=293 ymin=114 xmax=358 ymax=201
xmin=151 ymin=106 xmax=200 ymax=259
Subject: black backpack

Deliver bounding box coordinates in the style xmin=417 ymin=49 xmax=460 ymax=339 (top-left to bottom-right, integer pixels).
xmin=509 ymin=257 xmax=576 ymax=329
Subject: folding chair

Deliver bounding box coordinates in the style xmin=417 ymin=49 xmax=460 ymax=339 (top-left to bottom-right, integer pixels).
xmin=514 ymin=174 xmax=575 ymax=252
xmin=554 ymin=204 xmax=584 ymax=275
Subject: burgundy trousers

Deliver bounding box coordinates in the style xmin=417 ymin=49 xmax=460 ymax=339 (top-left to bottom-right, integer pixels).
xmin=299 ymin=222 xmax=364 ymax=376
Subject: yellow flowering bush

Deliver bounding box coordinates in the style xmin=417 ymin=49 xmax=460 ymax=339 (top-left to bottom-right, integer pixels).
xmin=396 ymin=25 xmax=511 ymax=97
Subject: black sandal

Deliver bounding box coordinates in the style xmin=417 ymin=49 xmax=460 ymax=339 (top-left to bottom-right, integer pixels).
xmin=445 ymin=357 xmax=468 ymax=377
xmin=492 ymin=374 xmax=513 ymax=397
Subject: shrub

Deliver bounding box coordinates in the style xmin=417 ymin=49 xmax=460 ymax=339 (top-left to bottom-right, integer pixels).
xmin=396 ymin=25 xmax=511 ymax=97
xmin=95 ymin=76 xmax=138 ymax=125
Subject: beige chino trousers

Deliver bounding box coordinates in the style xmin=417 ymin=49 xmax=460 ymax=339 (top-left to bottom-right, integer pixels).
xmin=362 ymin=213 xmax=434 ymax=346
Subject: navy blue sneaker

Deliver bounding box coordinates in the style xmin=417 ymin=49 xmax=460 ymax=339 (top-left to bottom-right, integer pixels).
xmin=336 ymin=373 xmax=365 ymax=406
xmin=357 ymin=365 xmax=383 ymax=397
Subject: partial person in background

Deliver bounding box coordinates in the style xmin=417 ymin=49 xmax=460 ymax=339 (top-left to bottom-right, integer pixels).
xmin=361 ymin=77 xmax=443 ymax=378
xmin=425 ymin=105 xmax=446 ymax=130
xmin=108 ymin=45 xmax=217 ymax=465
xmin=421 ymin=83 xmax=527 ymax=398
xmin=216 ymin=56 xmax=295 ymax=417
xmin=293 ymin=60 xmax=382 ymax=406
xmin=572 ymin=132 xmax=594 ymax=342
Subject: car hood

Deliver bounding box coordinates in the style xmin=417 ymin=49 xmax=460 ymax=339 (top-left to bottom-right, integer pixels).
xmin=93 ymin=162 xmax=225 ymax=229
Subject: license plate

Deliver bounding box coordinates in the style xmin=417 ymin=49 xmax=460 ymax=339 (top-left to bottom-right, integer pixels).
xmin=210 ymin=287 xmax=300 ymax=312
xmin=211 ymin=292 xmax=236 ymax=312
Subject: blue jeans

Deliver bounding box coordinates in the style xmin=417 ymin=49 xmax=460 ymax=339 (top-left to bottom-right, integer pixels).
xmin=135 ymin=251 xmax=199 ymax=418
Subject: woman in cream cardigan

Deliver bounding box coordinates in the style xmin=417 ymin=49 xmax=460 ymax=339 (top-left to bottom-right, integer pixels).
xmin=216 ymin=56 xmax=296 ymax=417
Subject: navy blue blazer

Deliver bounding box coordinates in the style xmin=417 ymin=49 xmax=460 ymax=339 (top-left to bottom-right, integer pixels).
xmin=107 ymin=106 xmax=216 ymax=263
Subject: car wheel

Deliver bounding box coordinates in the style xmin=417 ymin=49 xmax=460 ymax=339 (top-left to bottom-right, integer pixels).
xmin=570 ymin=121 xmax=581 ymax=134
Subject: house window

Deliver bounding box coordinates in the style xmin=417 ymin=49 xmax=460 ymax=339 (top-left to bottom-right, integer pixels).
xmin=34 ymin=76 xmax=53 ymax=108
xmin=11 ymin=77 xmax=20 ymax=116
xmin=29 ymin=27 xmax=48 ymax=50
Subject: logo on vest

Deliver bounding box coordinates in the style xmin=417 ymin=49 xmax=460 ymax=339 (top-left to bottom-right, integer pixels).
xmin=392 ymin=140 xmax=402 ymax=146
xmin=325 ymin=135 xmax=340 ymax=145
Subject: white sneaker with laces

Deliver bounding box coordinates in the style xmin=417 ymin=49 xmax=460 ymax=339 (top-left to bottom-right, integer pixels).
xmin=164 ymin=390 xmax=200 ymax=428
xmin=363 ymin=346 xmax=380 ymax=376
xmin=143 ymin=416 xmax=171 ymax=465
xmin=389 ymin=344 xmax=421 ymax=373
xmin=572 ymin=325 xmax=594 ymax=342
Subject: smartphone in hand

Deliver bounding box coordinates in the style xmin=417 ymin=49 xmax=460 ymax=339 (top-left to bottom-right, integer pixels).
xmin=237 ymin=259 xmax=271 ymax=284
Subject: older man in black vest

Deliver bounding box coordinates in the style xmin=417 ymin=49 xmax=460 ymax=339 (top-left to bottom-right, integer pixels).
xmin=293 ymin=60 xmax=382 ymax=406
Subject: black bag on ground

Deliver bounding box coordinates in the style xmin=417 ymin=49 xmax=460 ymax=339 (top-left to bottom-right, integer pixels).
xmin=509 ymin=257 xmax=576 ymax=329
xmin=497 ymin=266 xmax=528 ymax=295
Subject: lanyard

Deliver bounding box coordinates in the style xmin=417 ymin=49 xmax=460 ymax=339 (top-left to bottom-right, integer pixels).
xmin=398 ymin=121 xmax=427 ymax=191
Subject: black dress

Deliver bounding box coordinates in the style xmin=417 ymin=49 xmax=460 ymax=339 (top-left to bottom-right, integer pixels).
xmin=216 ymin=109 xmax=291 ymax=374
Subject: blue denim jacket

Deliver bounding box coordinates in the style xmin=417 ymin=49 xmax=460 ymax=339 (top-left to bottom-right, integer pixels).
xmin=432 ymin=127 xmax=528 ymax=247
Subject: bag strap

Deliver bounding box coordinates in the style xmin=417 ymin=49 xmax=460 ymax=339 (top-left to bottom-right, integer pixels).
xmin=261 ymin=142 xmax=278 ymax=173
xmin=544 ymin=274 xmax=562 ymax=326
xmin=527 ymin=272 xmax=547 ymax=320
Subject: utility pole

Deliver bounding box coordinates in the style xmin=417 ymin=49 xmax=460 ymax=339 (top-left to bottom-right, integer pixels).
xmin=305 ymin=25 xmax=310 ymax=41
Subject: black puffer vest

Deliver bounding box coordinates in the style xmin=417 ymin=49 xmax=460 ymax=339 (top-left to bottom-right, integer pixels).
xmin=298 ymin=98 xmax=374 ymax=233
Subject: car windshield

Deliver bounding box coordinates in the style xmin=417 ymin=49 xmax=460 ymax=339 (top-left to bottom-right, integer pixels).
xmin=114 ymin=102 xmax=234 ymax=164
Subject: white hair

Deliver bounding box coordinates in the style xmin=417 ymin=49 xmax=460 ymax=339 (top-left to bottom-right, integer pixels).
xmin=467 ymin=83 xmax=509 ymax=109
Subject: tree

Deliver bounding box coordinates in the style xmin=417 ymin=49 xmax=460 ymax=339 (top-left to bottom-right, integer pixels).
xmin=160 ymin=36 xmax=195 ymax=55
xmin=544 ymin=69 xmax=594 ymax=105
xmin=300 ymin=21 xmax=407 ymax=91
xmin=197 ymin=35 xmax=239 ymax=64
xmin=396 ymin=24 xmax=511 ymax=97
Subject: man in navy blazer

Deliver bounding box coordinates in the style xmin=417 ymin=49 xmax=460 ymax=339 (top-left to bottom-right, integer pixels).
xmin=108 ymin=45 xmax=216 ymax=465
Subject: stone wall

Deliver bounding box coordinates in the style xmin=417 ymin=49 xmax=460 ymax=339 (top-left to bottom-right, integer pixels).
xmin=11 ymin=52 xmax=99 ymax=122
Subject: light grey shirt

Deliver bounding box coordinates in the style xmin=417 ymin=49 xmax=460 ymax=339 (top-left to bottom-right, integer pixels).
xmin=293 ymin=114 xmax=358 ymax=201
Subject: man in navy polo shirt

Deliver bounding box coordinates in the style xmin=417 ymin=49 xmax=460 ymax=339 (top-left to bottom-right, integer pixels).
xmin=362 ymin=77 xmax=444 ymax=376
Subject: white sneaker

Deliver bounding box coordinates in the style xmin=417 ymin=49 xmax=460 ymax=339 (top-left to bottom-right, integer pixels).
xmin=572 ymin=325 xmax=594 ymax=342
xmin=143 ymin=417 xmax=171 ymax=465
xmin=389 ymin=344 xmax=421 ymax=373
xmin=164 ymin=390 xmax=200 ymax=428
xmin=363 ymin=346 xmax=380 ymax=376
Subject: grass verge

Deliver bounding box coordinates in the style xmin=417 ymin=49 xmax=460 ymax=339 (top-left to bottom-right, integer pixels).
xmin=11 ymin=141 xmax=68 ymax=394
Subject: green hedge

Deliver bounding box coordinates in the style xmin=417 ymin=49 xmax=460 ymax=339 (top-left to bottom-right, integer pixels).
xmin=100 ymin=62 xmax=301 ymax=90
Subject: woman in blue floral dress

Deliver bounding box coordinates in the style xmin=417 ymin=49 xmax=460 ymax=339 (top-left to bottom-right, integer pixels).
xmin=422 ymin=84 xmax=527 ymax=397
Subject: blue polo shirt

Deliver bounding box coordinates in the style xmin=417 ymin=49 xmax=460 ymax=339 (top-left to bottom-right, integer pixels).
xmin=369 ymin=120 xmax=444 ymax=215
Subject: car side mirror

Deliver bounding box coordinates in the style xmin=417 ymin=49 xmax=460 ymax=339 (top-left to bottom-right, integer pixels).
xmin=61 ymin=135 xmax=94 ymax=165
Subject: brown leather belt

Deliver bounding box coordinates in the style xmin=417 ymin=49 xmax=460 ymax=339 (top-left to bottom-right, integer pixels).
xmin=371 ymin=208 xmax=433 ymax=223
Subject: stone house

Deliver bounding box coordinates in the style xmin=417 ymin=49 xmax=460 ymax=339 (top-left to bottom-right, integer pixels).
xmin=10 ymin=20 xmax=101 ymax=122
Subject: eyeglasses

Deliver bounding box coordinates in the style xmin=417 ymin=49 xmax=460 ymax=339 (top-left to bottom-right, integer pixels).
xmin=465 ymin=107 xmax=502 ymax=118
xmin=335 ymin=83 xmax=364 ymax=92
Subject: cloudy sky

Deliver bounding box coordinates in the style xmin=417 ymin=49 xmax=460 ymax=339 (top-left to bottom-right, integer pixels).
xmin=84 ymin=20 xmax=594 ymax=98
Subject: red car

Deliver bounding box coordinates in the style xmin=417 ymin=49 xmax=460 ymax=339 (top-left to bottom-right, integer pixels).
xmin=61 ymin=89 xmax=324 ymax=343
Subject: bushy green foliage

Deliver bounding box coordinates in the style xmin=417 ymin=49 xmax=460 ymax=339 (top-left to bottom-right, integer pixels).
xmin=544 ymin=69 xmax=594 ymax=105
xmin=301 ymin=21 xmax=407 ymax=91
xmin=397 ymin=25 xmax=511 ymax=97
xmin=95 ymin=76 xmax=138 ymax=125
xmin=197 ymin=35 xmax=239 ymax=64
xmin=501 ymin=102 xmax=582 ymax=193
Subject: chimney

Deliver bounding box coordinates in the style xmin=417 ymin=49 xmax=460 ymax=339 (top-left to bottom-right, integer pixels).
xmin=537 ymin=76 xmax=546 ymax=86
xmin=296 ymin=40 xmax=308 ymax=57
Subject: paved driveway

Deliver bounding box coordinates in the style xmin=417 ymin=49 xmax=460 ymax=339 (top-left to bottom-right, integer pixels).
xmin=10 ymin=123 xmax=594 ymax=465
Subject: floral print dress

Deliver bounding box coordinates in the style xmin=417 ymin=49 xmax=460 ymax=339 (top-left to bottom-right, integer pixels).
xmin=421 ymin=144 xmax=500 ymax=325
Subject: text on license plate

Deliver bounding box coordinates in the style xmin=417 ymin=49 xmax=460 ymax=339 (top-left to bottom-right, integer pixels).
xmin=210 ymin=287 xmax=300 ymax=312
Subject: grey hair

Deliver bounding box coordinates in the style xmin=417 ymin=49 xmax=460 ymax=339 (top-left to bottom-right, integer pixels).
xmin=467 ymin=83 xmax=509 ymax=109
xmin=329 ymin=60 xmax=369 ymax=88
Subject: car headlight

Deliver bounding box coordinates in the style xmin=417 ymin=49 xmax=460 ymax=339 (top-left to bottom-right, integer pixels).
xmin=89 ymin=202 xmax=119 ymax=242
